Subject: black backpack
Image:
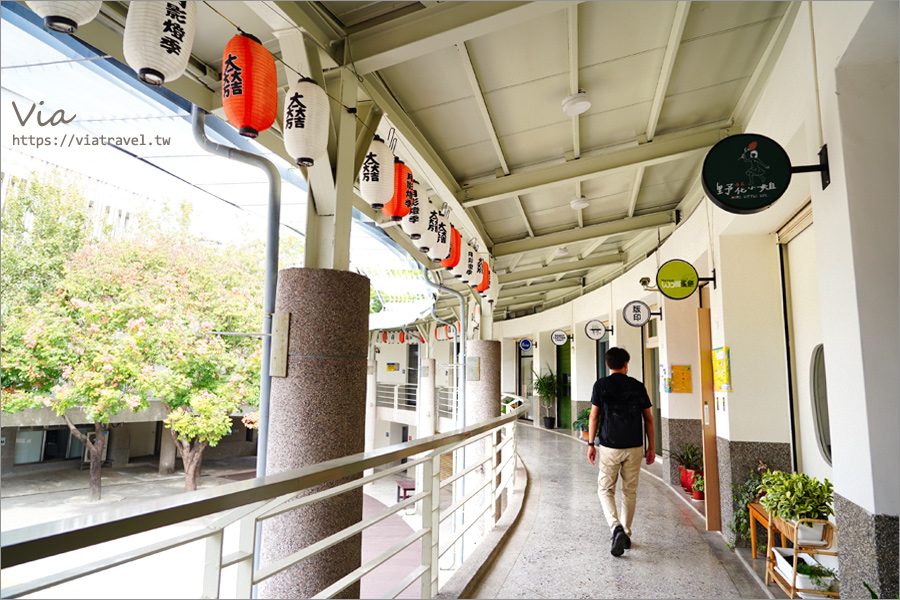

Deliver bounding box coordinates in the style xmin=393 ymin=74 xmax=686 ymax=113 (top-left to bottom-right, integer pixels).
xmin=598 ymin=385 xmax=646 ymax=449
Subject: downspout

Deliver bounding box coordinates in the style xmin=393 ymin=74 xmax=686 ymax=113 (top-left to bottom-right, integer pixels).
xmin=418 ymin=262 xmax=466 ymax=428
xmin=190 ymin=104 xmax=280 ymax=477
xmin=419 ymin=261 xmax=468 ymax=565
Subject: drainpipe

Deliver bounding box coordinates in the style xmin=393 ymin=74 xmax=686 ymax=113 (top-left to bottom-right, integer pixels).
xmin=419 ymin=261 xmax=468 ymax=564
xmin=192 ymin=106 xmax=280 ymax=599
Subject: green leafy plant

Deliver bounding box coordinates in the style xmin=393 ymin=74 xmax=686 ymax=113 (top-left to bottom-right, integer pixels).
xmin=667 ymin=443 xmax=703 ymax=471
xmin=532 ymin=365 xmax=557 ymax=418
xmin=759 ymin=470 xmax=834 ymax=524
xmin=727 ymin=469 xmax=763 ymax=545
xmin=572 ymin=407 xmax=591 ymax=431
xmin=797 ymin=558 xmax=835 ymax=591
xmin=692 ymin=474 xmax=705 ymax=492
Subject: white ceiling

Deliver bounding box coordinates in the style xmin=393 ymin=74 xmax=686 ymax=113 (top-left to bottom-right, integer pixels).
xmin=27 ymin=0 xmax=799 ymax=321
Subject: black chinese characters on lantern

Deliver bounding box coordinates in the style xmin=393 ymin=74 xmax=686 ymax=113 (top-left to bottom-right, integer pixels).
xmin=283 ymin=77 xmax=329 ymax=167
xmin=222 ymin=33 xmax=277 ymax=138
xmin=123 ymin=1 xmax=198 ymax=87
xmin=359 ymin=135 xmax=395 ymax=210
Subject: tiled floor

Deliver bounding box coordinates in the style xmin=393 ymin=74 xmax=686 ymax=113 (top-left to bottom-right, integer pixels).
xmin=468 ymin=423 xmax=774 ymax=599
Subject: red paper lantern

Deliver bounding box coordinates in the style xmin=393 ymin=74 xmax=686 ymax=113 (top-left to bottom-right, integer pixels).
xmin=222 ymin=33 xmax=277 ymax=138
xmin=440 ymin=227 xmax=462 ymax=270
xmin=382 ymin=158 xmax=412 ymax=221
xmin=475 ymin=260 xmax=490 ymax=293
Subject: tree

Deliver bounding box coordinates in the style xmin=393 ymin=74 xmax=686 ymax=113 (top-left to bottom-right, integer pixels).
xmin=2 ymin=231 xmax=264 ymax=496
xmin=0 ymin=170 xmax=91 ymax=322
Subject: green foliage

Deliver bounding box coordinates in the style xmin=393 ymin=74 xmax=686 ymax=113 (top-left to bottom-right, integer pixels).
xmin=692 ymin=474 xmax=705 ymax=492
xmin=727 ymin=470 xmax=763 ymax=545
xmin=532 ymin=365 xmax=557 ymax=417
xmin=572 ymin=406 xmax=591 ymax=431
xmin=0 ymin=171 xmax=91 ymax=322
xmin=759 ymin=470 xmax=834 ymax=523
xmin=1 ymin=231 xmax=263 ymax=447
xmin=796 ymin=558 xmax=835 ymax=591
xmin=666 ymin=443 xmax=703 ymax=471
xmin=369 ymin=286 xmax=384 ymax=314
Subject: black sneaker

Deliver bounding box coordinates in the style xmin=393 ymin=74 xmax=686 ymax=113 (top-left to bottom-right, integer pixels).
xmin=623 ymin=534 xmax=631 ymax=549
xmin=611 ymin=526 xmax=627 ymax=556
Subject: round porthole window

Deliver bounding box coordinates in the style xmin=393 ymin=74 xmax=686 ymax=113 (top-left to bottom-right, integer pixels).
xmin=810 ymin=344 xmax=832 ymax=465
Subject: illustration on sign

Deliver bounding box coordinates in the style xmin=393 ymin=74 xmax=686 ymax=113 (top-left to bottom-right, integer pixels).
xmin=712 ymin=347 xmax=732 ymax=392
xmin=702 ymin=134 xmax=792 ymax=215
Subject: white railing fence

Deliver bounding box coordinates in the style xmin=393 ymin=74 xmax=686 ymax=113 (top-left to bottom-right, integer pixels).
xmin=1 ymin=404 xmax=528 ymax=599
xmin=375 ymin=382 xmax=418 ymax=411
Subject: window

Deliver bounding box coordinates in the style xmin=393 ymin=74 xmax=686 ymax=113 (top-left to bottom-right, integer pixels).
xmin=810 ymin=344 xmax=832 ymax=464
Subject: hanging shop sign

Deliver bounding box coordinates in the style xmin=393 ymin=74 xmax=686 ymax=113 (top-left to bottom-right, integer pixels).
xmin=657 ymin=259 xmax=699 ymax=300
xmin=584 ymin=320 xmax=607 ymax=341
xmin=702 ymin=134 xmax=830 ymax=214
xmin=623 ymin=300 xmax=662 ymax=328
xmin=519 ymin=338 xmax=532 ymax=352
xmin=550 ymin=329 xmax=569 ymax=346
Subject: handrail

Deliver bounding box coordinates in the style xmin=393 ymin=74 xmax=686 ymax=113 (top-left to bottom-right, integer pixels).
xmin=1 ymin=404 xmax=528 ymax=570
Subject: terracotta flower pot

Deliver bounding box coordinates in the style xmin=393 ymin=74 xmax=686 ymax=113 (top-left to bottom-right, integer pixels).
xmin=692 ymin=489 xmax=705 ymax=501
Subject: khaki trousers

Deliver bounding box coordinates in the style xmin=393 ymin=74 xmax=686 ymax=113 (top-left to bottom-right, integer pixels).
xmin=596 ymin=445 xmax=643 ymax=537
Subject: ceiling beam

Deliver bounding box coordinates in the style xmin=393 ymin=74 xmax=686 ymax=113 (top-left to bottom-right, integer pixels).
xmin=492 ymin=210 xmax=676 ymax=258
xmin=575 ymin=180 xmax=584 ymax=228
xmin=567 ymin=5 xmax=582 ymax=160
xmin=513 ymin=196 xmax=535 ymax=238
xmin=646 ymin=1 xmax=690 ymax=142
xmin=579 ymin=237 xmax=610 ymax=260
xmin=498 ymin=253 xmax=622 ymax=284
xmin=626 ymin=166 xmax=645 ymax=218
xmin=456 ymin=42 xmax=509 ymax=175
xmin=346 ymin=1 xmax=580 ymax=74
xmin=731 ymin=1 xmax=803 ymax=127
xmin=458 ymin=126 xmax=726 ymax=207
xmin=362 ymin=73 xmax=492 ymax=251
xmin=498 ymin=280 xmax=581 ymax=298
xmin=495 ymin=292 xmax=546 ymax=309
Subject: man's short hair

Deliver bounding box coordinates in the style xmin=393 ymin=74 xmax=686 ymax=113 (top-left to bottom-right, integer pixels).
xmin=606 ymin=347 xmax=630 ymax=370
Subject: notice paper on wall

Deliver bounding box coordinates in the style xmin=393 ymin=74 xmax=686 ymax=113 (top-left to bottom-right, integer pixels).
xmin=661 ymin=364 xmax=692 ymax=393
xmin=712 ymin=347 xmax=732 ymax=392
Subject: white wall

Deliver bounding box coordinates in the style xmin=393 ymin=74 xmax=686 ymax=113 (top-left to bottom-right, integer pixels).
xmin=375 ymin=343 xmax=408 ymax=385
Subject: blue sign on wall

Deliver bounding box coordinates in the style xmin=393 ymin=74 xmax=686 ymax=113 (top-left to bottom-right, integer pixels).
xmin=519 ymin=339 xmax=532 ymax=351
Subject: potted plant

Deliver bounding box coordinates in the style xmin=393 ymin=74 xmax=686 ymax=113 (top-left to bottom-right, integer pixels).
xmin=692 ymin=474 xmax=705 ymax=501
xmin=667 ymin=443 xmax=703 ymax=493
xmin=759 ymin=470 xmax=834 ymax=543
xmin=772 ymin=548 xmax=836 ymax=592
xmin=572 ymin=407 xmax=592 ymax=440
xmin=532 ymin=366 xmax=557 ymax=429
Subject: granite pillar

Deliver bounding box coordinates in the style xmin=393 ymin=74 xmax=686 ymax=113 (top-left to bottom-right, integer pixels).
xmin=834 ymin=493 xmax=899 ymax=599
xmin=158 ymin=428 xmax=176 ymax=475
xmin=259 ymin=268 xmax=369 ymax=599
xmin=715 ymin=437 xmax=792 ymax=547
xmin=464 ymin=340 xmax=501 ymax=548
xmin=661 ymin=418 xmax=703 ymax=487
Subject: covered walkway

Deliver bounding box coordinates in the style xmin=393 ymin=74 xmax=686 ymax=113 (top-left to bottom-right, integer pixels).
xmin=470 ymin=424 xmax=769 ymax=599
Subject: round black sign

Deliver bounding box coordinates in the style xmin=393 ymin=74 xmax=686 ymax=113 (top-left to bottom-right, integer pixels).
xmin=702 ymin=134 xmax=792 ymax=214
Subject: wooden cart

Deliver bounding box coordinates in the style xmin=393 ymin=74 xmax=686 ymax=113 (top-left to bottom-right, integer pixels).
xmin=765 ymin=515 xmax=839 ymax=598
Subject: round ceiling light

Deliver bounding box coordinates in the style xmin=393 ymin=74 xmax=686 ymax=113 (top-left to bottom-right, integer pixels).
xmin=570 ymin=195 xmax=589 ymax=210
xmin=562 ymin=91 xmax=591 ymax=116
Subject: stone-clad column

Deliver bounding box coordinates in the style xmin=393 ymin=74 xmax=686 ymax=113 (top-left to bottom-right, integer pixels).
xmin=462 ymin=340 xmax=502 ymax=555
xmin=259 ymin=268 xmax=369 ymax=599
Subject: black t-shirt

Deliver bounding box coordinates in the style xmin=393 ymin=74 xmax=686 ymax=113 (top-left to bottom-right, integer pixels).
xmin=590 ymin=373 xmax=652 ymax=449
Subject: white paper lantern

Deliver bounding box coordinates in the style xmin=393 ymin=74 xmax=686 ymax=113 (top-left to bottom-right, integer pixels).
xmin=123 ymin=1 xmax=197 ymax=86
xmin=400 ymin=180 xmax=429 ymax=242
xmin=26 ymin=1 xmax=101 ymax=33
xmin=485 ymin=269 xmax=500 ymax=306
xmin=451 ymin=241 xmax=472 ymax=280
xmin=284 ymin=77 xmax=329 ymax=167
xmin=359 ymin=135 xmax=394 ymax=210
xmin=425 ymin=210 xmax=450 ymax=264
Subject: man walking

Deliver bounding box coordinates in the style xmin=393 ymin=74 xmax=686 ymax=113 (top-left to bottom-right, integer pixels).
xmin=587 ymin=347 xmax=655 ymax=556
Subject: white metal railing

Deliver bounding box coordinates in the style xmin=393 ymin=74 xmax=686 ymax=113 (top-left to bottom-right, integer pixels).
xmin=375 ymin=382 xmax=418 ymax=411
xmin=437 ymin=386 xmax=456 ymax=419
xmin=1 ymin=404 xmax=527 ymax=599
xmin=500 ymin=393 xmax=526 ymax=416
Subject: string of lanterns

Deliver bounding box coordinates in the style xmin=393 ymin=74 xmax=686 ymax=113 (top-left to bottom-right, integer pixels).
xmin=378 ymin=330 xmax=424 ymax=344
xmin=29 ymin=1 xmax=501 ymax=314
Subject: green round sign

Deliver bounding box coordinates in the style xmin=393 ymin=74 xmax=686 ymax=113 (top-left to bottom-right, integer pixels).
xmin=702 ymin=133 xmax=792 ymax=214
xmin=656 ymin=259 xmax=699 ymax=300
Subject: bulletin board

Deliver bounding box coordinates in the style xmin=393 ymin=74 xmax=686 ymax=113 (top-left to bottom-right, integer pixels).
xmin=713 ymin=347 xmax=732 ymax=392
xmin=661 ymin=365 xmax=692 ymax=393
